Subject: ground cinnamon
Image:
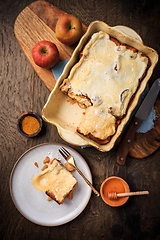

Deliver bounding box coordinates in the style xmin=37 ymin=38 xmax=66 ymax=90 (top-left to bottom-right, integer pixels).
xmin=22 ymin=116 xmax=40 ymax=135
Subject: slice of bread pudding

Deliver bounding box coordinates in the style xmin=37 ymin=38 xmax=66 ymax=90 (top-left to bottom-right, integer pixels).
xmin=32 ymin=158 xmax=77 ymax=204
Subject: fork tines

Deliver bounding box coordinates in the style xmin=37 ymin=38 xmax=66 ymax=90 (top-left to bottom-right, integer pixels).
xmin=59 ymin=147 xmax=70 ymax=160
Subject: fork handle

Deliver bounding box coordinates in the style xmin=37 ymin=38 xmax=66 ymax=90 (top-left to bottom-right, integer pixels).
xmin=74 ymin=165 xmax=100 ymax=196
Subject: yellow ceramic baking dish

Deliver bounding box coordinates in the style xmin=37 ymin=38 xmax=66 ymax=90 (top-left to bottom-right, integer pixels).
xmin=42 ymin=21 xmax=158 ymax=152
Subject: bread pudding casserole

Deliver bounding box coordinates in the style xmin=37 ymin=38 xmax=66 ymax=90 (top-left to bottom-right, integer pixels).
xmin=60 ymin=31 xmax=150 ymax=144
xmin=42 ymin=21 xmax=158 ymax=151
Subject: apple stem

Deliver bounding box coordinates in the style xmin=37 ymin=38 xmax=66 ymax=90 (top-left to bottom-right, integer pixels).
xmin=40 ymin=48 xmax=47 ymax=55
xmin=69 ymin=24 xmax=75 ymax=30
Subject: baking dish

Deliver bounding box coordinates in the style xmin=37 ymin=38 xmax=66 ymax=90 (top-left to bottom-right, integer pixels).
xmin=42 ymin=21 xmax=158 ymax=152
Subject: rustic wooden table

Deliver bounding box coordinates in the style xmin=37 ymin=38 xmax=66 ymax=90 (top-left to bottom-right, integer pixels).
xmin=1 ymin=0 xmax=160 ymax=239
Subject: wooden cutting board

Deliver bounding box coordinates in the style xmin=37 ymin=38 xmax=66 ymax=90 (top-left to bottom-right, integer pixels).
xmin=14 ymin=0 xmax=87 ymax=91
xmin=128 ymin=98 xmax=160 ymax=158
xmin=14 ymin=0 xmax=160 ymax=158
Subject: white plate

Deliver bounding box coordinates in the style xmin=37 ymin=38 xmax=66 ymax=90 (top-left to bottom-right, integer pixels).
xmin=10 ymin=143 xmax=92 ymax=226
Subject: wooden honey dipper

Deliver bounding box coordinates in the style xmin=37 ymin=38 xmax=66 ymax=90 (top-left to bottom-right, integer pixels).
xmin=108 ymin=191 xmax=149 ymax=199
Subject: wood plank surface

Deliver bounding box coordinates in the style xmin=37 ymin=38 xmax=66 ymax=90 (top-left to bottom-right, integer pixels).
xmin=1 ymin=0 xmax=160 ymax=240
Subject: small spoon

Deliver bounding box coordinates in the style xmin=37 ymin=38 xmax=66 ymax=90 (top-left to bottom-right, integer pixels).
xmin=108 ymin=191 xmax=149 ymax=199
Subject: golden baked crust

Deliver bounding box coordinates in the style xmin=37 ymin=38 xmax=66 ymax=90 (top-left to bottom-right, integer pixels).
xmin=60 ymin=31 xmax=149 ymax=143
xmin=32 ymin=159 xmax=77 ymax=204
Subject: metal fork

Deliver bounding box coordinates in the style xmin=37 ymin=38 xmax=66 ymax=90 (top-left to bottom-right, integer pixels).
xmin=59 ymin=147 xmax=100 ymax=196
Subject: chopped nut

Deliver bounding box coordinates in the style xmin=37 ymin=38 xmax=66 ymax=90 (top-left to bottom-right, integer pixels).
xmin=47 ymin=197 xmax=52 ymax=201
xmin=41 ymin=165 xmax=48 ymax=171
xmin=65 ymin=162 xmax=75 ymax=171
xmin=50 ymin=158 xmax=57 ymax=165
xmin=34 ymin=162 xmax=39 ymax=168
xmin=43 ymin=156 xmax=50 ymax=164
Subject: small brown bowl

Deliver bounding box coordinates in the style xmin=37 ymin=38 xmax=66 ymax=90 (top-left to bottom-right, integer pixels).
xmin=17 ymin=112 xmax=43 ymax=137
xmin=100 ymin=176 xmax=130 ymax=207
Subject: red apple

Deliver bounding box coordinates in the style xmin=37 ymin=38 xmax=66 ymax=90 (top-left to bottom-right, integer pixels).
xmin=32 ymin=41 xmax=59 ymax=69
xmin=55 ymin=14 xmax=83 ymax=46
